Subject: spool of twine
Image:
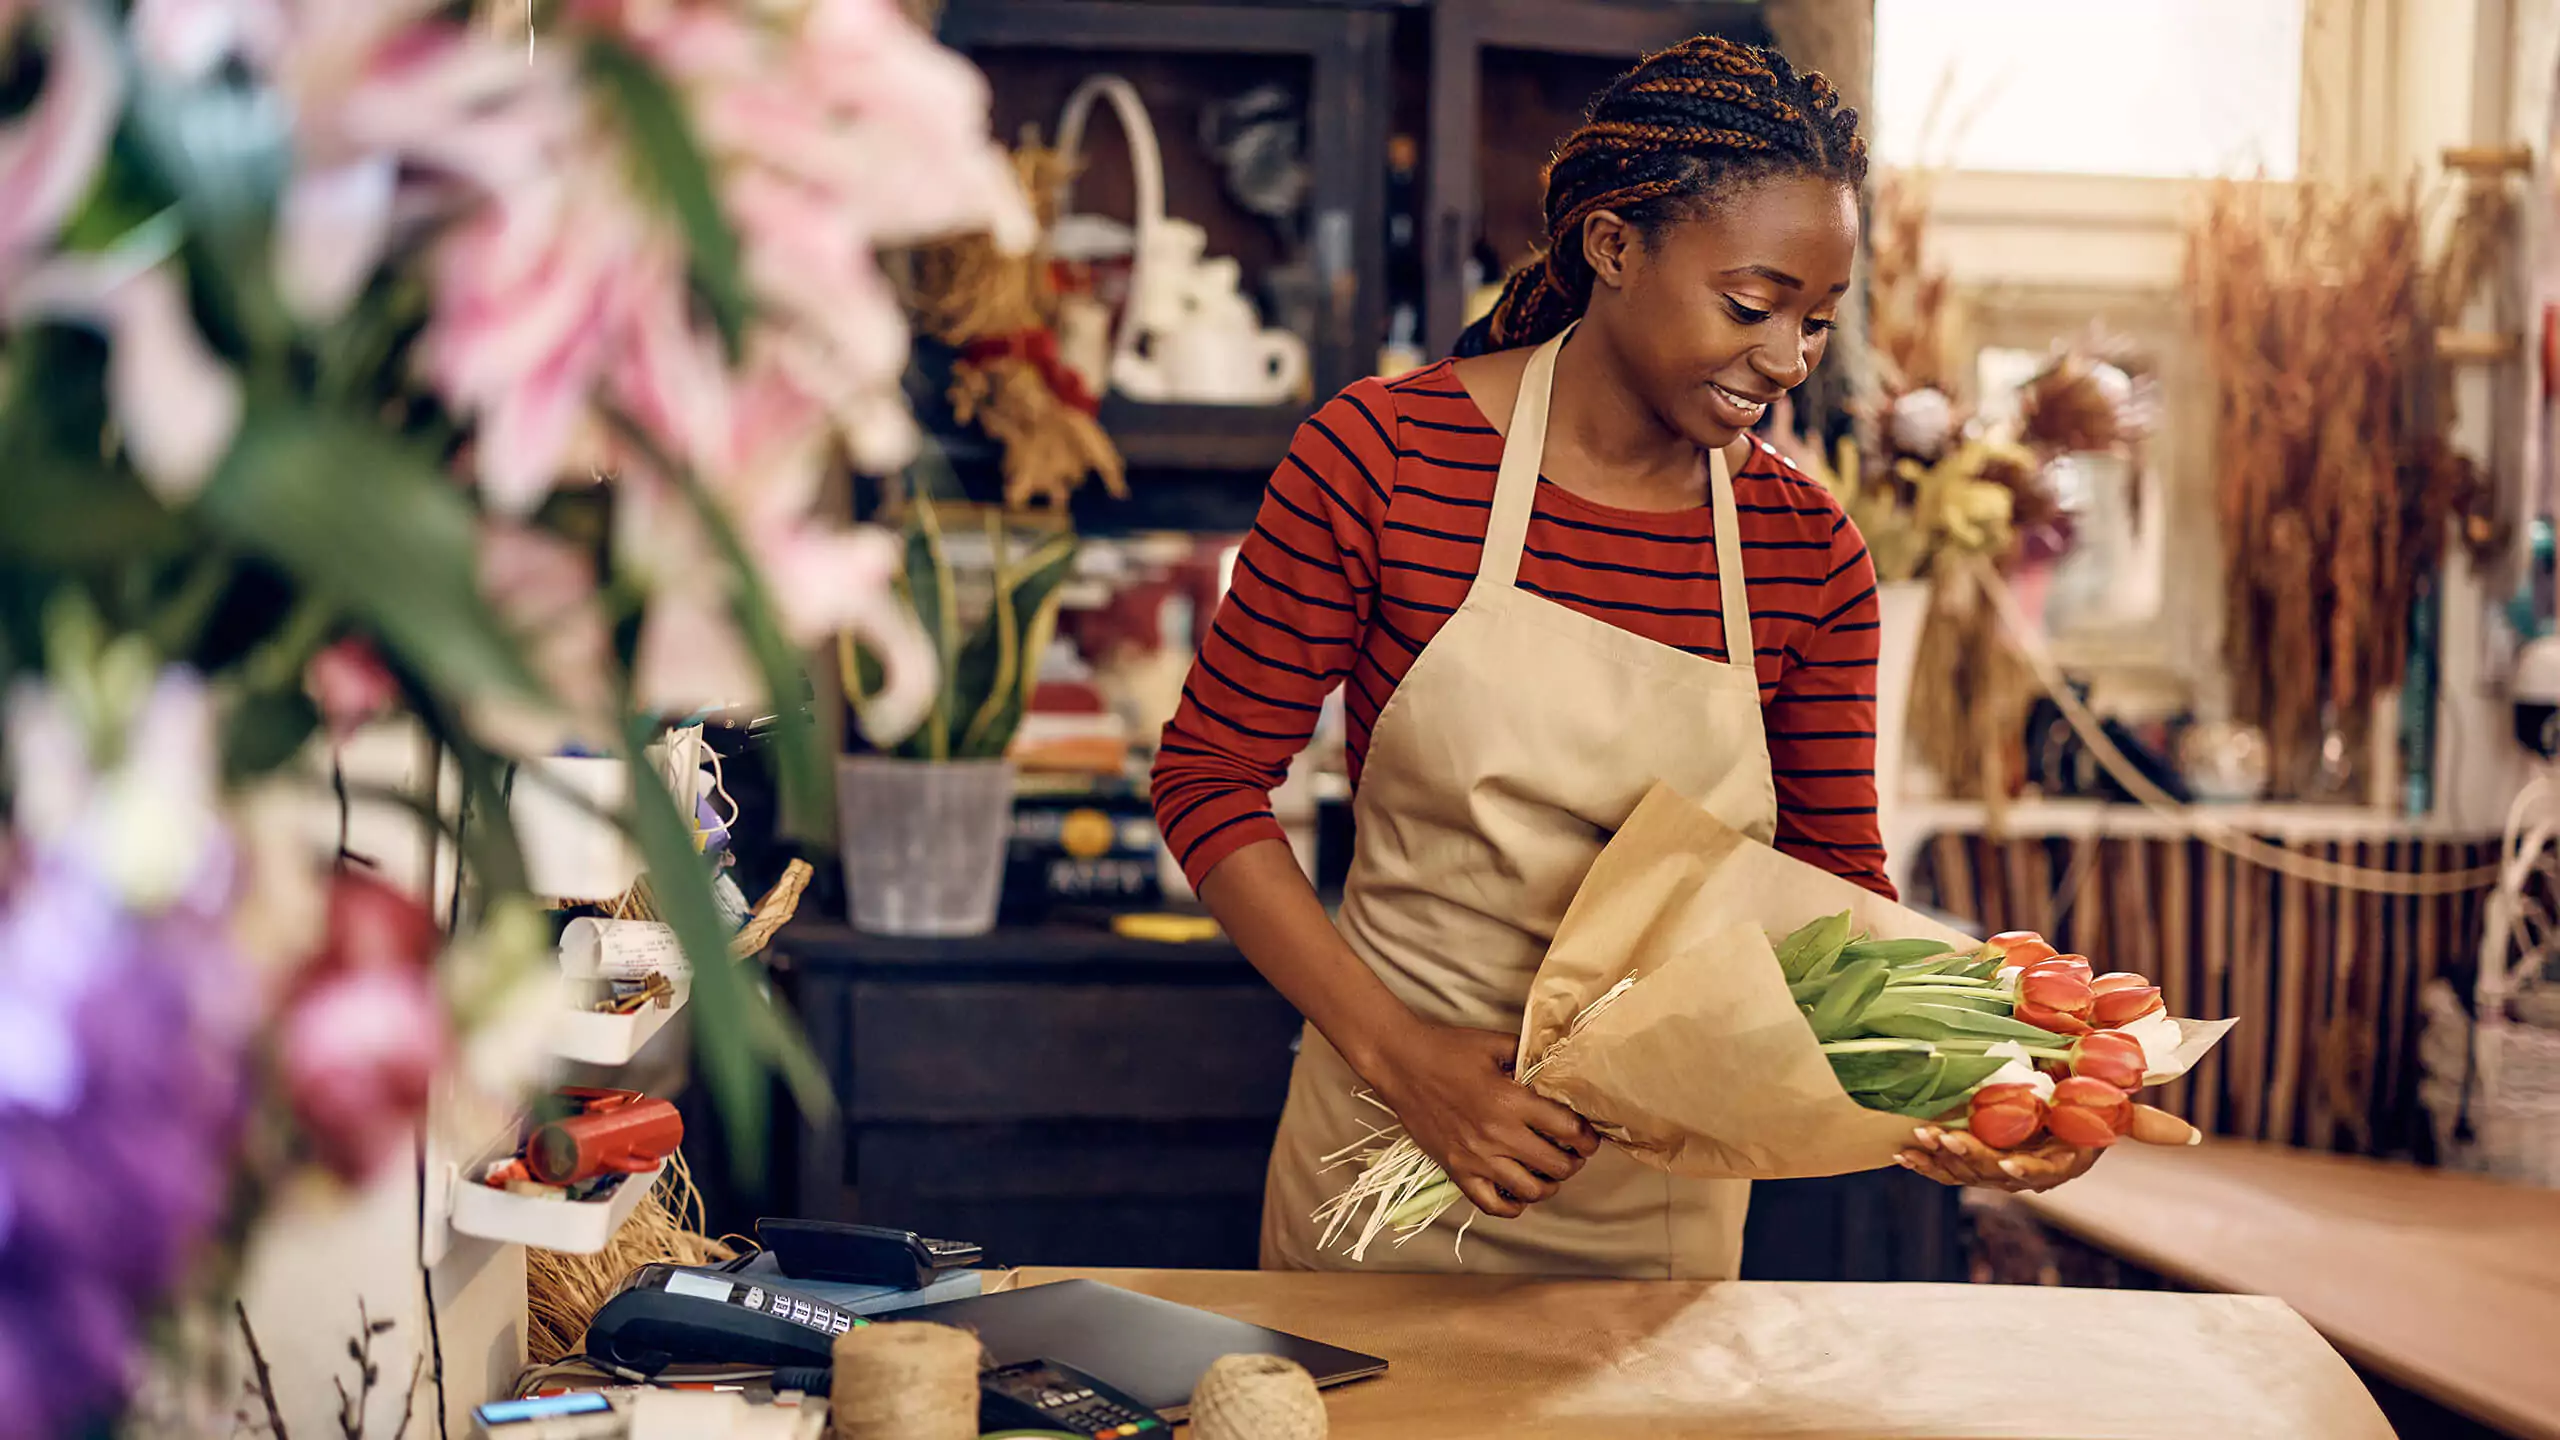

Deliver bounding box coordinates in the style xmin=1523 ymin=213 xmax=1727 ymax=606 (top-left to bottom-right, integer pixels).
xmin=1188 ymin=1353 xmax=1328 ymax=1440
xmin=830 ymin=1322 xmax=983 ymax=1440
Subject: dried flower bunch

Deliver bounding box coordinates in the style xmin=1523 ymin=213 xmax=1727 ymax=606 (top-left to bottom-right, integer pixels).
xmin=2187 ymin=178 xmax=2500 ymax=791
xmin=1776 ymin=169 xmax=2073 ymax=588
xmin=902 ymin=137 xmax=1129 ymax=511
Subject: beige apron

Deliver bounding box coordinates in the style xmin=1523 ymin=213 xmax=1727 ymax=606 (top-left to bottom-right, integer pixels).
xmin=1261 ymin=328 xmax=1780 ymax=1278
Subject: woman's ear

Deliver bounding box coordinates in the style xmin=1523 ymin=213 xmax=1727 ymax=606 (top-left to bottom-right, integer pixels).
xmin=1582 ymin=210 xmax=1638 ymax=290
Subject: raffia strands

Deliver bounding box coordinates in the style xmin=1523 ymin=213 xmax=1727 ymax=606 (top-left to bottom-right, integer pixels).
xmin=2184 ymin=177 xmax=2477 ymax=795
xmin=524 ymin=1152 xmax=745 ymax=1366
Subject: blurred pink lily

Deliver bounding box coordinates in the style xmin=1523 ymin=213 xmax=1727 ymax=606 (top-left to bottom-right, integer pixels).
xmin=8 ymin=241 xmax=244 ymax=502
xmin=0 ymin=0 xmax=122 ymax=270
xmin=423 ymin=167 xmax=659 ymax=515
xmin=610 ymin=344 xmax=936 ymax=736
xmin=130 ymin=0 xmax=587 ymax=325
xmin=602 ymin=0 xmax=1030 ymax=473
xmin=472 ymin=519 xmax=617 ymax=757
xmin=275 ymin=6 xmax=586 ymax=323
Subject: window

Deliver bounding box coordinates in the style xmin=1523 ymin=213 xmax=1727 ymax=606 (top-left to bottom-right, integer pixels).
xmin=1872 ymin=0 xmax=2305 ymax=179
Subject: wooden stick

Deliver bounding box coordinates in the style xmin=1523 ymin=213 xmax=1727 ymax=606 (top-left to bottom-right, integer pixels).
xmin=2435 ymin=328 xmax=2519 ymax=364
xmin=2439 ymin=145 xmax=2533 ymax=175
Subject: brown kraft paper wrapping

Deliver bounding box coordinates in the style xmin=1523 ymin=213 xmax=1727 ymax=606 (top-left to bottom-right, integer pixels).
xmin=1520 ymin=784 xmax=2236 ymax=1181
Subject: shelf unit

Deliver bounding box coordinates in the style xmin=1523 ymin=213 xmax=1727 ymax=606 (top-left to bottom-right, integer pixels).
xmin=928 ymin=0 xmax=1767 ymax=517
xmin=940 ymin=0 xmax=1393 ymax=420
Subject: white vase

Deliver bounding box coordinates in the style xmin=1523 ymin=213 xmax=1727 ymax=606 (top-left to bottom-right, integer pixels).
xmin=835 ymin=756 xmax=1018 ymax=936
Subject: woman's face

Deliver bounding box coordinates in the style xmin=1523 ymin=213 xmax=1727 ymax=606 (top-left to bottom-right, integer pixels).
xmin=1582 ymin=172 xmax=1859 ymax=450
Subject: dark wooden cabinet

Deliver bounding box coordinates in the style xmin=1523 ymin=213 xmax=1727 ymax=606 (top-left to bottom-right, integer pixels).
xmin=776 ymin=921 xmax=1304 ymax=1269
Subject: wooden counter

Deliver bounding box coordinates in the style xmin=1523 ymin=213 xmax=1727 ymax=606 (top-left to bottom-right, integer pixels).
xmin=2018 ymin=1141 xmax=2560 ymax=1440
xmin=1003 ymin=1267 xmax=2390 ymax=1439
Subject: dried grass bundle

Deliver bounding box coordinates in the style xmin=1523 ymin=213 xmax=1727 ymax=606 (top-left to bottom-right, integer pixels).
xmin=2185 ymin=176 xmax=2498 ymax=792
xmin=524 ymin=1152 xmax=747 ymax=1367
xmin=1907 ymin=568 xmax=2035 ymax=806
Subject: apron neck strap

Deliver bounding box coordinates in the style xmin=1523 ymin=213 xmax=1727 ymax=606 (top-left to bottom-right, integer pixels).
xmin=1707 ymin=443 xmax=1753 ymax=670
xmin=1473 ymin=328 xmax=1569 ymax=600
xmin=1474 ymin=325 xmax=1759 ymax=671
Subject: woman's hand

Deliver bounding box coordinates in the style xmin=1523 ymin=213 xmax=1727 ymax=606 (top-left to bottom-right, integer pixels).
xmin=1364 ymin=1021 xmax=1599 ymax=1219
xmin=1897 ymin=1126 xmax=2099 ymax=1193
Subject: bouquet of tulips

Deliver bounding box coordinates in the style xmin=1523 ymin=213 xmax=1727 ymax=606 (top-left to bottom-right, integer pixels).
xmin=1787 ymin=916 xmax=2199 ymax=1151
xmin=1319 ymin=786 xmax=2234 ymax=1261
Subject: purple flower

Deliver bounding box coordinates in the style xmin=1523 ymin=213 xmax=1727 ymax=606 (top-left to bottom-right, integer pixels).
xmin=0 ymin=893 xmax=247 ymax=1439
xmin=0 ymin=669 xmax=249 ymax=1438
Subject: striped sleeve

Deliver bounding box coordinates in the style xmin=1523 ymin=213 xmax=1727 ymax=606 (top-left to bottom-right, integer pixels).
xmin=1150 ymin=386 xmax=1397 ymax=889
xmin=1768 ymin=509 xmax=1896 ymax=899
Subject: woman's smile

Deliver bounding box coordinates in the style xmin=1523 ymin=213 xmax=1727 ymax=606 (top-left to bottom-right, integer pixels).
xmin=1707 ymin=380 xmax=1773 ymax=429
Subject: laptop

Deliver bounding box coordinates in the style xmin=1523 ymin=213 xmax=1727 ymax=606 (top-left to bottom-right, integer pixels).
xmin=894 ymin=1278 xmax=1388 ymax=1419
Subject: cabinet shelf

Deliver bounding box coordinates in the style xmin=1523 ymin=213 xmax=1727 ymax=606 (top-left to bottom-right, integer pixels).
xmin=1100 ymin=397 xmax=1307 ymax=473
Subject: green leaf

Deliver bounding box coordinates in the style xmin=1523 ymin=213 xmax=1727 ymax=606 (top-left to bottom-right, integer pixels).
xmin=955 ymin=526 xmax=1077 ymax=759
xmin=1919 ymin=1054 xmax=2010 ymax=1106
xmin=195 ymin=403 xmax=550 ymax=709
xmin=623 ymin=722 xmax=833 ymax=1182
xmin=1773 ymin=911 xmax=1853 ymax=984
xmin=955 ymin=508 xmax=1016 ymax=759
xmin=0 ymin=328 xmax=185 ymax=567
xmin=1873 ymin=1055 xmax=1946 ymax=1111
xmin=900 ymin=499 xmax=960 ymax=761
xmin=58 ymin=131 xmax=179 ymax=255
xmin=1826 ymin=1047 xmax=1933 ymax=1095
xmin=1807 ymin=958 xmax=1888 ymax=1042
xmin=1862 ymin=1000 xmax=2060 ymax=1046
xmin=582 ymin=38 xmax=751 ymax=358
xmin=625 ymin=734 xmax=764 ymax=1175
xmin=1838 ymin=938 xmax=1955 ymax=967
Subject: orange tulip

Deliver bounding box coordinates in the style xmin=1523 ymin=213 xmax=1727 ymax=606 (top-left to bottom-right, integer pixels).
xmin=2024 ymin=954 xmax=2095 ymax=984
xmin=2047 ymin=1076 xmax=2133 ymax=1148
xmin=2091 ymin=984 xmax=2165 ymax=1028
xmin=2015 ymin=1001 xmax=2094 ymax=1036
xmin=2069 ymin=1031 xmax=2147 ymax=1090
xmin=2018 ymin=967 xmax=2093 ymax=1016
xmin=1986 ymin=931 xmax=2059 ymax=967
xmin=1969 ymin=1084 xmax=2048 ymax=1150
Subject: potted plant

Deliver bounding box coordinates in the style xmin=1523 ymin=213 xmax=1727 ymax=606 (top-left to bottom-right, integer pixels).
xmin=839 ymin=498 xmax=1080 ymax=936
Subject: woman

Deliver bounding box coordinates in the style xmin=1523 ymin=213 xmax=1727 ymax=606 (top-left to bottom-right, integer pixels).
xmin=1150 ymin=36 xmax=2096 ymax=1279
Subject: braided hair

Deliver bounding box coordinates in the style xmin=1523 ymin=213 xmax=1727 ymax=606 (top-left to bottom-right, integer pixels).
xmin=1454 ymin=35 xmax=1868 ymax=358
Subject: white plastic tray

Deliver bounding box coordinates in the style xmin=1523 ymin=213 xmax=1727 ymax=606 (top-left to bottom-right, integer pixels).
xmin=449 ymin=1156 xmax=663 ymax=1254
xmin=548 ymin=978 xmax=690 ymax=1066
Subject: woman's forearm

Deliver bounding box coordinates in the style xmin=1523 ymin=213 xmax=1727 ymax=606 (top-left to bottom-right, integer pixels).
xmin=1194 ymin=838 xmax=1420 ymax=1082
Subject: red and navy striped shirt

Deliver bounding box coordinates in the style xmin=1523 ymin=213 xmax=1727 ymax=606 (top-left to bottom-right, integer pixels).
xmin=1151 ymin=359 xmax=1894 ymax=899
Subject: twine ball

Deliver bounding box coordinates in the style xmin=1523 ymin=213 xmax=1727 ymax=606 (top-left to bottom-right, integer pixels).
xmin=1188 ymin=1353 xmax=1328 ymax=1440
xmin=830 ymin=1322 xmax=982 ymax=1440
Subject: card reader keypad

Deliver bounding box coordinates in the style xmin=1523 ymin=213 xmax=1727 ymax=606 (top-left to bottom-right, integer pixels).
xmin=738 ymin=1285 xmax=858 ymax=1336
